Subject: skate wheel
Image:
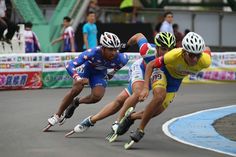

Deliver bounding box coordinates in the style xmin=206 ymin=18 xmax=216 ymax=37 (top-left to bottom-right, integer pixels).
xmin=105 ymin=135 xmax=110 ymax=141
xmin=42 ymin=124 xmax=52 ymax=132
xmin=124 ymin=140 xmax=134 ymax=150
xmin=109 ymin=134 xmax=118 ymax=143
xmin=65 ymin=130 xmax=75 ymax=137
xmin=105 ymin=133 xmax=113 ymax=141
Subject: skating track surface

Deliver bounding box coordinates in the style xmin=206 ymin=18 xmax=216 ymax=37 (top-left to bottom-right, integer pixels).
xmin=0 ymin=83 xmax=236 ymax=157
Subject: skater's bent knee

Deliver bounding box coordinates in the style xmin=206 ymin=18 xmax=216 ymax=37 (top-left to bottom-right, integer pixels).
xmin=115 ymin=98 xmax=125 ymax=107
xmin=133 ymin=88 xmax=142 ymax=95
xmin=152 ymin=97 xmax=165 ymax=106
xmin=153 ymin=92 xmax=166 ymax=102
xmin=91 ymin=95 xmax=103 ymax=103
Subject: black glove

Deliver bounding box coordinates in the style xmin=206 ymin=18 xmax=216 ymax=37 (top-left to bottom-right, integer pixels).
xmin=104 ymin=73 xmax=113 ymax=80
xmin=104 ymin=70 xmax=116 ymax=80
xmin=119 ymin=43 xmax=129 ymax=53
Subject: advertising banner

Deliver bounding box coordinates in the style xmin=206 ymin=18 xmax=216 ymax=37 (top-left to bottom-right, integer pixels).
xmin=0 ymin=71 xmax=42 ymax=89
xmin=42 ymin=71 xmax=73 ymax=88
xmin=184 ymin=52 xmax=236 ymax=83
xmin=42 ymin=53 xmax=142 ymax=88
xmin=0 ymin=52 xmax=236 ymax=90
xmin=0 ymin=53 xmax=42 ymax=72
xmin=0 ymin=54 xmax=42 ymax=90
xmin=42 ymin=53 xmax=78 ymax=88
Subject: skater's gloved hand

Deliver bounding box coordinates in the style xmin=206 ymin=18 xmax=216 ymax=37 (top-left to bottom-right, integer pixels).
xmin=139 ymin=87 xmax=149 ymax=102
xmin=104 ymin=74 xmax=113 ymax=80
xmin=119 ymin=43 xmax=129 ymax=53
xmin=104 ymin=70 xmax=116 ymax=80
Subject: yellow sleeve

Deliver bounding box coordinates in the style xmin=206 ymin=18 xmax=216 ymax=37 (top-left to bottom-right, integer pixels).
xmin=200 ymin=53 xmax=211 ymax=68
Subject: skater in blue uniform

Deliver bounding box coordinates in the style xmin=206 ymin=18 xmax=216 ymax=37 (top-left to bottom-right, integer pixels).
xmin=43 ymin=32 xmax=129 ymax=132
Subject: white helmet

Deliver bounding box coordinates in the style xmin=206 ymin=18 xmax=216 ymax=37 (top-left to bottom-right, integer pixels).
xmin=100 ymin=32 xmax=121 ymax=48
xmin=182 ymin=32 xmax=205 ymax=54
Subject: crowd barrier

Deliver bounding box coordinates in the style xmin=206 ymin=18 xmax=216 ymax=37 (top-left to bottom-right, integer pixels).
xmin=0 ymin=52 xmax=235 ymax=90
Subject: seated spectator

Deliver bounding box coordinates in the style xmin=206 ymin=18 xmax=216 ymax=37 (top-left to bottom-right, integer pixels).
xmin=0 ymin=0 xmax=19 ymax=43
xmin=0 ymin=0 xmax=7 ymax=40
xmin=24 ymin=22 xmax=41 ymax=53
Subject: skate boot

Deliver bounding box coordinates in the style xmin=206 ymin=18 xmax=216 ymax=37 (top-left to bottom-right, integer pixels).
xmin=64 ymin=97 xmax=80 ymax=119
xmin=124 ymin=128 xmax=145 ymax=149
xmin=43 ymin=114 xmax=62 ymax=132
xmin=58 ymin=113 xmax=66 ymax=125
xmin=108 ymin=107 xmax=135 ymax=143
xmin=116 ymin=107 xmax=135 ymax=135
xmin=105 ymin=121 xmax=119 ymax=141
xmin=65 ymin=116 xmax=94 ymax=137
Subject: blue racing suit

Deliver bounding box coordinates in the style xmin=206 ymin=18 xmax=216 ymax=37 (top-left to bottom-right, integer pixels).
xmin=66 ymin=46 xmax=129 ymax=88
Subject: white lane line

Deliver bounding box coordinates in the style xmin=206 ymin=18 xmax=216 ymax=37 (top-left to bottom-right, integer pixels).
xmin=162 ymin=105 xmax=236 ymax=157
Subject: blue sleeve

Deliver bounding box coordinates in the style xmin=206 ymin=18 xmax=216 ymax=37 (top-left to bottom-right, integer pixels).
xmin=66 ymin=49 xmax=94 ymax=78
xmin=115 ymin=53 xmax=129 ymax=70
xmin=137 ymin=37 xmax=148 ymax=49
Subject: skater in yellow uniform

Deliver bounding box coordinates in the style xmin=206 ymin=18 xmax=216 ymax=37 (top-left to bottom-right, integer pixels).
xmin=120 ymin=32 xmax=212 ymax=149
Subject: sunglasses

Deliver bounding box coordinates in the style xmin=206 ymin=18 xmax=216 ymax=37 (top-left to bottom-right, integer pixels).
xmin=186 ymin=52 xmax=202 ymax=58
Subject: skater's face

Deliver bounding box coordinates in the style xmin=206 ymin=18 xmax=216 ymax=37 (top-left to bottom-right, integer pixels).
xmin=102 ymin=47 xmax=118 ymax=61
xmin=183 ymin=50 xmax=202 ymax=66
xmin=157 ymin=46 xmax=170 ymax=57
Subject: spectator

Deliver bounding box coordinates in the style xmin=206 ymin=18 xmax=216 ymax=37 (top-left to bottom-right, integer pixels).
xmin=120 ymin=0 xmax=143 ymax=23
xmin=5 ymin=0 xmax=12 ymax=19
xmin=0 ymin=0 xmax=7 ymax=35
xmin=0 ymin=0 xmax=6 ymax=16
xmin=51 ymin=16 xmax=77 ymax=52
xmin=0 ymin=0 xmax=18 ymax=43
xmin=51 ymin=0 xmax=59 ymax=5
xmin=184 ymin=29 xmax=190 ymax=36
xmin=24 ymin=22 xmax=41 ymax=53
xmin=173 ymin=23 xmax=184 ymax=48
xmin=87 ymin=0 xmax=101 ymax=23
xmin=160 ymin=11 xmax=174 ymax=34
xmin=82 ymin=11 xmax=98 ymax=50
xmin=0 ymin=0 xmax=7 ymax=37
xmin=154 ymin=16 xmax=164 ymax=35
xmin=131 ymin=1 xmax=143 ymax=23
